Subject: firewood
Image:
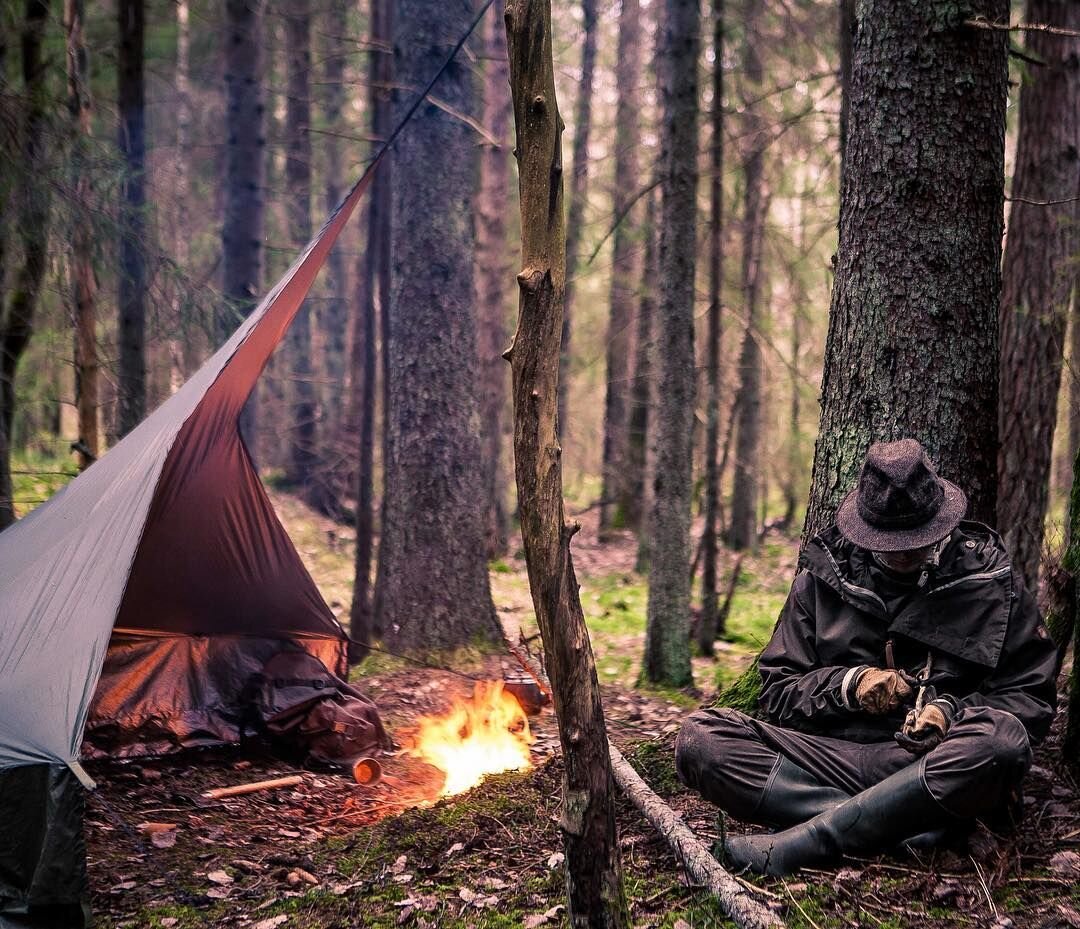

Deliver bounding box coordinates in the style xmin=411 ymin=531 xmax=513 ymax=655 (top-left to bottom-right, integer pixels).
xmin=607 ymin=744 xmax=784 ymax=929
xmin=201 ymin=775 xmax=303 ymax=800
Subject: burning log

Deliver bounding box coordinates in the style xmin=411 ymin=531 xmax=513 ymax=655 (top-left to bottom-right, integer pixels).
xmin=201 ymin=775 xmax=303 ymax=800
xmin=608 ymin=745 xmax=784 ymax=929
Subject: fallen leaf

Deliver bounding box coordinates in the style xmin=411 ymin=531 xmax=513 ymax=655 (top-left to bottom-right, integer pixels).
xmin=547 ymin=852 xmax=564 ymax=869
xmin=151 ymin=830 xmax=177 ymax=849
xmin=253 ymin=917 xmax=289 ymax=929
xmin=295 ymin=868 xmax=319 ymax=885
xmin=1050 ymin=851 xmax=1080 ymax=876
xmin=394 ymin=897 xmax=418 ymax=908
xmin=445 ymin=842 xmax=465 ymax=857
xmin=278 ymin=829 xmax=302 ymax=839
xmin=137 ymin=822 xmax=176 ymax=835
xmin=392 ymin=873 xmax=414 ymax=884
xmin=233 ymin=859 xmax=262 ymax=874
xmin=481 ymin=876 xmax=508 ymax=890
xmin=391 ymin=855 xmax=408 ymax=875
xmin=110 ymin=881 xmax=137 ymax=892
xmin=206 ymin=870 xmax=233 ymax=885
xmin=459 ymin=888 xmax=478 ymax=904
xmin=674 ymin=920 xmax=691 ymax=929
xmin=543 ymin=905 xmax=565 ymax=919
xmin=206 ymin=887 xmax=230 ymax=900
xmin=523 ymin=917 xmax=547 ymax=929
xmin=160 ymin=920 xmax=178 ymax=928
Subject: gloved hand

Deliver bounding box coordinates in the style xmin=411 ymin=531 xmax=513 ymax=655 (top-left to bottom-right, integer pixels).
xmin=854 ymin=668 xmax=913 ymax=714
xmin=894 ymin=699 xmax=953 ymax=754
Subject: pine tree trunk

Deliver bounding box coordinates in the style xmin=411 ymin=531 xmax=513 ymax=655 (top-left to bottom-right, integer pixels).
xmin=996 ymin=0 xmax=1080 ymax=591
xmin=117 ymin=0 xmax=146 ymax=436
xmin=221 ymin=0 xmax=266 ymax=452
xmin=728 ymin=0 xmax=766 ymax=553
xmin=0 ymin=0 xmax=52 ymax=529
xmin=1063 ymin=440 xmax=1080 ymax=767
xmin=350 ymin=0 xmax=390 ymax=656
xmin=630 ymin=190 xmax=658 ymax=572
xmin=314 ymin=0 xmax=350 ymax=519
xmin=838 ymin=0 xmax=854 ymax=185
xmin=67 ymin=0 xmax=98 ymax=470
xmin=802 ymin=0 xmax=1007 ymax=544
xmin=699 ymin=0 xmax=724 ymax=653
xmin=375 ymin=0 xmax=500 ymax=652
xmin=1070 ymin=290 xmax=1080 ymax=532
xmin=643 ymin=0 xmax=700 ymax=688
xmin=600 ymin=0 xmax=643 ymax=536
xmin=284 ymin=0 xmax=317 ymax=494
xmin=557 ymin=0 xmax=598 ymax=442
xmin=476 ymin=0 xmax=512 ymax=559
xmin=170 ymin=0 xmax=194 ymax=387
xmin=504 ymin=4 xmax=631 ymax=924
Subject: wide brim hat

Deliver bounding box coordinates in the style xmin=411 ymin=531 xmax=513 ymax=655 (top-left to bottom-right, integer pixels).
xmin=835 ymin=438 xmax=968 ymax=552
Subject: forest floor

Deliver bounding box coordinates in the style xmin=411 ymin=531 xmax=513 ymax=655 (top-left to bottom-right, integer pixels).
xmin=77 ymin=487 xmax=1080 ymax=929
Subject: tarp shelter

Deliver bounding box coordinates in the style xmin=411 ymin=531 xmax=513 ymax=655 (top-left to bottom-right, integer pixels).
xmin=0 ymin=171 xmax=378 ymax=926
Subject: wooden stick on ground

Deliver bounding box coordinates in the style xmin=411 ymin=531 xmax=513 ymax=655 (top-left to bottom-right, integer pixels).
xmin=201 ymin=775 xmax=303 ymax=800
xmin=607 ymin=744 xmax=784 ymax=929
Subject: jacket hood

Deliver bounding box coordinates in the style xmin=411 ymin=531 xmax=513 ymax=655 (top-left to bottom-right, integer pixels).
xmin=800 ymin=521 xmax=1014 ymax=668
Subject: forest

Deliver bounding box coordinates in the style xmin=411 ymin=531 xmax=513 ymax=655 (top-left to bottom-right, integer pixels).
xmin=1 ymin=0 xmax=1080 ymax=927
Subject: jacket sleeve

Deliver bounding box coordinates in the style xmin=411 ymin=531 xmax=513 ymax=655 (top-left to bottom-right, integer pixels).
xmin=758 ymin=573 xmax=866 ymax=727
xmin=953 ymin=574 xmax=1058 ymax=744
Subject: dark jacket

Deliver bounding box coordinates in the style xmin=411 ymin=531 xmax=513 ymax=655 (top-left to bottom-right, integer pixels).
xmin=758 ymin=522 xmax=1058 ymax=744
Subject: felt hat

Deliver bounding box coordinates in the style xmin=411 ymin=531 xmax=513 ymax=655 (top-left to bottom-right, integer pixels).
xmin=835 ymin=438 xmax=967 ymax=552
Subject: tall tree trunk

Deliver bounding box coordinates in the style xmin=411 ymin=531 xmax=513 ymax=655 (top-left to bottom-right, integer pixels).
xmin=317 ymin=0 xmax=350 ymax=517
xmin=782 ymin=191 xmax=806 ymax=529
xmin=996 ymin=0 xmax=1080 ymax=591
xmin=557 ymin=0 xmax=598 ymax=442
xmin=375 ymin=0 xmax=500 ymax=652
xmin=802 ymin=0 xmax=1007 ymax=544
xmin=67 ymin=0 xmax=98 ymax=470
xmin=729 ymin=1 xmax=766 ymax=553
xmin=0 ymin=0 xmax=52 ymax=529
xmin=283 ymin=0 xmax=317 ymax=494
xmin=504 ymin=4 xmax=631 ymax=924
xmin=1063 ymin=439 xmax=1080 ymax=767
xmin=643 ymin=0 xmax=700 ymax=688
xmin=600 ymin=0 xmax=643 ymax=536
xmin=117 ymin=0 xmax=146 ymax=436
xmin=630 ymin=189 xmax=658 ymax=573
xmin=699 ymin=0 xmax=725 ymax=652
xmin=350 ymin=0 xmax=390 ymax=656
xmin=1070 ymin=289 xmax=1080 ymax=537
xmin=475 ymin=0 xmax=512 ymax=559
xmin=221 ymin=0 xmax=266 ymax=453
xmin=171 ymin=0 xmax=194 ymax=387
xmin=838 ymin=0 xmax=854 ymax=185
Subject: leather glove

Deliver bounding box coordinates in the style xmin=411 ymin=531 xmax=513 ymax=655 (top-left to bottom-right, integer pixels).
xmin=854 ymin=668 xmax=913 ymax=714
xmin=894 ymin=699 xmax=954 ymax=754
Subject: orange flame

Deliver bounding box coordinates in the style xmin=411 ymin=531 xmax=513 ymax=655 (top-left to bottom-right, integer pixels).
xmin=408 ymin=681 xmax=534 ymax=797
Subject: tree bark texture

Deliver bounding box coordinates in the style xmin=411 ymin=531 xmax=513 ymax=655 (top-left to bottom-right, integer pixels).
xmin=699 ymin=0 xmax=724 ymax=653
xmin=376 ymin=0 xmax=500 ymax=652
xmin=504 ymin=4 xmax=631 ymax=925
xmin=0 ymin=0 xmax=52 ymax=529
xmin=170 ymin=0 xmax=194 ymax=387
xmin=314 ymin=0 xmax=350 ymax=518
xmin=630 ymin=190 xmax=658 ymax=571
xmin=66 ymin=0 xmax=98 ymax=470
xmin=1063 ymin=440 xmax=1080 ymax=766
xmin=838 ymin=0 xmax=854 ymax=189
xmin=643 ymin=0 xmax=700 ymax=688
xmin=284 ymin=0 xmax=317 ymax=493
xmin=608 ymin=744 xmax=783 ymax=929
xmin=802 ymin=0 xmax=1007 ymax=544
xmin=996 ymin=0 xmax=1080 ymax=590
xmin=117 ymin=0 xmax=146 ymax=437
xmin=221 ymin=0 xmax=266 ymax=451
xmin=557 ymin=0 xmax=598 ymax=442
xmin=729 ymin=0 xmax=766 ymax=553
xmin=1071 ymin=290 xmax=1080 ymax=529
xmin=350 ymin=0 xmax=391 ymax=654
xmin=600 ymin=0 xmax=643 ymax=535
xmin=476 ymin=0 xmax=513 ymax=559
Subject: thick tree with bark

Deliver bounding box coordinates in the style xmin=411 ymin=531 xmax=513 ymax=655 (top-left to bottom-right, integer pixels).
xmin=997 ymin=0 xmax=1080 ymax=590
xmin=1063 ymin=439 xmax=1080 ymax=767
xmin=66 ymin=0 xmax=97 ymax=470
xmin=599 ymin=0 xmax=643 ymax=536
xmin=117 ymin=0 xmax=146 ymax=436
xmin=642 ymin=0 xmax=700 ymax=688
xmin=557 ymin=0 xmax=598 ymax=441
xmin=802 ymin=0 xmax=1007 ymax=543
xmin=374 ymin=0 xmax=500 ymax=652
xmin=699 ymin=0 xmax=724 ymax=653
xmin=729 ymin=0 xmax=766 ymax=553
xmin=475 ymin=0 xmax=512 ymax=558
xmin=504 ymin=3 xmax=631 ymax=923
xmin=1 ymin=0 xmax=52 ymax=529
xmin=283 ymin=0 xmax=317 ymax=494
xmin=221 ymin=0 xmax=266 ymax=450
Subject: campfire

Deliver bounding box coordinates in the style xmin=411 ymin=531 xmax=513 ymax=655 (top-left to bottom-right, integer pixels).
xmin=407 ymin=681 xmax=535 ymax=797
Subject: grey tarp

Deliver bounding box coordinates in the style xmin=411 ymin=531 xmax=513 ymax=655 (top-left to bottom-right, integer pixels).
xmin=0 ymin=168 xmax=376 ymax=918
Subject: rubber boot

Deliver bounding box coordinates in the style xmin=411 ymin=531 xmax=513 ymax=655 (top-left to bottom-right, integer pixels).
xmin=723 ymin=759 xmax=953 ymax=876
xmin=753 ymin=756 xmax=851 ymax=829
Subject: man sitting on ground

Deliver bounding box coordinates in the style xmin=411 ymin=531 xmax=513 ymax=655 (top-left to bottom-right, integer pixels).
xmin=675 ymin=438 xmax=1058 ymax=876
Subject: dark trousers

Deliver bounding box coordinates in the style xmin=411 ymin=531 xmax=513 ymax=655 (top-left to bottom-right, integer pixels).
xmin=675 ymin=706 xmax=1032 ymax=827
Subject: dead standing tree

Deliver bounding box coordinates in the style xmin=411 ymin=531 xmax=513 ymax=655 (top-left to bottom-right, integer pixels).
xmin=503 ymin=2 xmax=631 ymax=925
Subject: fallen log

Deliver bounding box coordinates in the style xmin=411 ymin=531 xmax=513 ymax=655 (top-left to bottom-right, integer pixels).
xmin=607 ymin=743 xmax=784 ymax=929
xmin=201 ymin=775 xmax=303 ymax=800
